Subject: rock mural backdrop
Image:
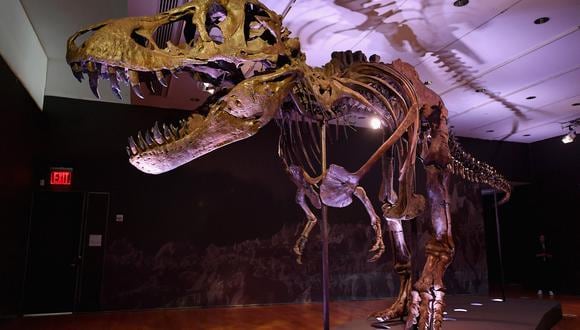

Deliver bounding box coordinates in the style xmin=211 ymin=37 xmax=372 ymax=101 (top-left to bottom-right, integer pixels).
xmin=102 ymin=177 xmax=487 ymax=310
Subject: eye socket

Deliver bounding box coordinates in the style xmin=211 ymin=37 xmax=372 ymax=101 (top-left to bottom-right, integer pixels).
xmin=182 ymin=14 xmax=198 ymax=46
xmin=205 ymin=2 xmax=226 ymax=44
xmin=131 ymin=29 xmax=151 ymax=49
xmin=243 ymin=3 xmax=277 ymax=45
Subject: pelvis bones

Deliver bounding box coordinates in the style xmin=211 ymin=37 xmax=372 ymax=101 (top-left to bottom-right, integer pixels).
xmin=66 ymin=1 xmax=511 ymax=329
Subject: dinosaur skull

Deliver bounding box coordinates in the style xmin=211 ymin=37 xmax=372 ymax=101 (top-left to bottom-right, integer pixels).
xmin=66 ymin=0 xmax=299 ymax=174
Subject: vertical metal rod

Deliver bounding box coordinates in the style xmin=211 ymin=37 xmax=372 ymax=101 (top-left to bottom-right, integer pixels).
xmin=282 ymin=0 xmax=298 ymax=19
xmin=320 ymin=122 xmax=330 ymax=330
xmin=493 ymin=191 xmax=506 ymax=302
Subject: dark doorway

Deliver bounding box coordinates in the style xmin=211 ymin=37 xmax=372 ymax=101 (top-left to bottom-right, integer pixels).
xmin=22 ymin=191 xmax=109 ymax=315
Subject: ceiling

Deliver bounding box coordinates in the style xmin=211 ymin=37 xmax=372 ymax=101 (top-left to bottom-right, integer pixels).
xmin=18 ymin=0 xmax=580 ymax=143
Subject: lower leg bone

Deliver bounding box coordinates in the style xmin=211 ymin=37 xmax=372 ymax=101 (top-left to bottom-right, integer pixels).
xmin=371 ymin=218 xmax=412 ymax=320
xmin=353 ymin=186 xmax=385 ymax=262
xmin=293 ymin=189 xmax=319 ymax=264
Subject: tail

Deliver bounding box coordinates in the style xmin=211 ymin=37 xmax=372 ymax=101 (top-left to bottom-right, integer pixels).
xmin=448 ymin=134 xmax=512 ymax=204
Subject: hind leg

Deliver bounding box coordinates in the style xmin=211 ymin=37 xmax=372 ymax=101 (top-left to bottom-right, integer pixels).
xmin=371 ymin=218 xmax=412 ymax=321
xmin=406 ymin=165 xmax=454 ymax=330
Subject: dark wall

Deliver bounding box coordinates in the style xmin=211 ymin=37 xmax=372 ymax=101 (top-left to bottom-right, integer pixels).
xmin=458 ymin=137 xmax=532 ymax=183
xmin=0 ymin=57 xmax=43 ymax=316
xmin=460 ymin=134 xmax=580 ymax=294
xmin=527 ymin=136 xmax=580 ymax=293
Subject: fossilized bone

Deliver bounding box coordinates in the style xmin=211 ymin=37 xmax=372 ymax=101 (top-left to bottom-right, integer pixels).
xmin=66 ymin=1 xmax=511 ymax=329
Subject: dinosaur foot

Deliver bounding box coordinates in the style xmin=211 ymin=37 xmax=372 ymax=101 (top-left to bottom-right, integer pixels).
xmin=405 ymin=288 xmax=445 ymax=330
xmin=369 ymin=299 xmax=406 ymax=322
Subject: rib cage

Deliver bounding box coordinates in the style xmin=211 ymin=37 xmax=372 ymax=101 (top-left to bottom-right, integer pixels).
xmin=278 ymin=50 xmax=510 ymax=203
xmin=277 ymin=50 xmax=415 ymax=182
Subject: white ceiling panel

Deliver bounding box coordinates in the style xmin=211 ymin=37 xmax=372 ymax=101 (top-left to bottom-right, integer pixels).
xmin=452 ymin=68 xmax=580 ymax=141
xmin=446 ymin=29 xmax=580 ymax=120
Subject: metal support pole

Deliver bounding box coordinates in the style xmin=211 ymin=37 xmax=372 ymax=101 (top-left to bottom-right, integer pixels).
xmin=320 ymin=122 xmax=330 ymax=330
xmin=493 ymin=191 xmax=506 ymax=302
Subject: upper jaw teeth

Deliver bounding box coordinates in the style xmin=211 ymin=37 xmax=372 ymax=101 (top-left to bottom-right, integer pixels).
xmin=69 ymin=58 xmax=272 ymax=100
xmin=69 ymin=60 xmax=174 ymax=100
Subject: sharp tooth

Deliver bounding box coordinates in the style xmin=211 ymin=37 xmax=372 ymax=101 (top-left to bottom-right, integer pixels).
xmin=100 ymin=65 xmax=109 ymax=80
xmin=128 ymin=70 xmax=140 ymax=84
xmin=72 ymin=70 xmax=84 ymax=83
xmin=171 ymin=70 xmax=179 ymax=79
xmin=119 ymin=68 xmax=129 ymax=85
xmin=152 ymin=122 xmax=165 ymax=144
xmin=132 ymin=85 xmax=144 ymax=99
xmin=88 ymin=72 xmax=100 ymax=98
xmin=156 ymin=71 xmax=168 ymax=87
xmin=144 ymin=131 xmax=154 ymax=146
xmin=86 ymin=62 xmax=100 ymax=98
xmin=163 ymin=124 xmax=173 ymax=141
xmin=137 ymin=131 xmax=147 ymax=150
xmin=170 ymin=124 xmax=179 ymax=138
xmin=108 ymin=67 xmax=122 ymax=100
xmin=146 ymin=79 xmax=156 ymax=94
xmin=128 ymin=70 xmax=144 ymax=99
xmin=71 ymin=63 xmax=83 ymax=82
xmin=128 ymin=136 xmax=139 ymax=154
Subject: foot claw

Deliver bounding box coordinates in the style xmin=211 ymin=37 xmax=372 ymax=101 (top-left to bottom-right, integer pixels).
xmin=368 ymin=244 xmax=385 ymax=262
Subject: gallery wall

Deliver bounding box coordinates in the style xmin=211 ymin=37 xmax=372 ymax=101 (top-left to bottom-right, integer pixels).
xmin=0 ymin=58 xmax=43 ymax=316
xmin=507 ymin=135 xmax=580 ymax=294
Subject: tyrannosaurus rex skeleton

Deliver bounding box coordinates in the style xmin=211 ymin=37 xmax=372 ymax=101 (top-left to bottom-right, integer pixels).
xmin=66 ymin=1 xmax=511 ymax=328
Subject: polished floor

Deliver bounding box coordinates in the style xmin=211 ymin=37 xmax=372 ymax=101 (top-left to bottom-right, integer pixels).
xmin=1 ymin=293 xmax=578 ymax=329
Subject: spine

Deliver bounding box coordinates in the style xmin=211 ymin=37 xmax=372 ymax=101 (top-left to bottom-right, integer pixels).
xmin=448 ymin=135 xmax=511 ymax=203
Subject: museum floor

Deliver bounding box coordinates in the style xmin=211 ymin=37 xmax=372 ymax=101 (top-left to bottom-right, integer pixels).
xmin=1 ymin=291 xmax=578 ymax=329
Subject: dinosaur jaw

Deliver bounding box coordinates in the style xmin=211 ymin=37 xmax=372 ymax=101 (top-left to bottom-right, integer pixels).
xmin=125 ymin=67 xmax=296 ymax=174
xmin=128 ymin=102 xmax=260 ymax=174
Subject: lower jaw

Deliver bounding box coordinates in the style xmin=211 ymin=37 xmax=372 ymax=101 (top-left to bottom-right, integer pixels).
xmin=129 ymin=110 xmax=260 ymax=174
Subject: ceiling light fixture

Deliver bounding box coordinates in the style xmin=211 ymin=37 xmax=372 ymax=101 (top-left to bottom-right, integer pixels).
xmin=534 ymin=17 xmax=550 ymax=24
xmin=572 ymin=103 xmax=580 ymax=107
xmin=526 ymin=96 xmax=536 ymax=100
xmin=453 ymin=0 xmax=469 ymax=7
xmin=562 ymin=127 xmax=576 ymax=144
xmin=486 ymin=129 xmax=495 ymax=133
xmin=370 ymin=117 xmax=382 ymax=130
xmin=561 ymin=119 xmax=579 ymax=144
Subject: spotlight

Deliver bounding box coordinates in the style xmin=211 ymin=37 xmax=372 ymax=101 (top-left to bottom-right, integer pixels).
xmin=370 ymin=117 xmax=382 ymax=130
xmin=453 ymin=0 xmax=469 ymax=7
xmin=562 ymin=128 xmax=576 ymax=144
